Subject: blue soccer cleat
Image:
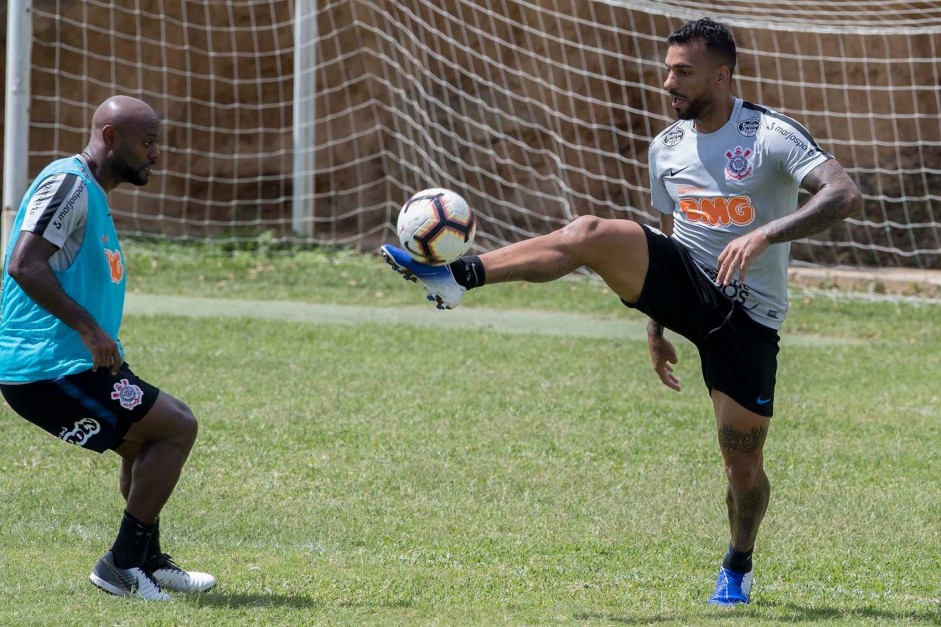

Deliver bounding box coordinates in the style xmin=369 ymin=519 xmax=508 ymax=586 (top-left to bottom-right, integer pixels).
xmin=708 ymin=567 xmax=753 ymax=606
xmin=380 ymin=244 xmax=465 ymax=310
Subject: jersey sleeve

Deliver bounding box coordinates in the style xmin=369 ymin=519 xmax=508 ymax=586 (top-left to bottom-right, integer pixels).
xmin=20 ymin=172 xmax=89 ymax=249
xmin=765 ymin=114 xmax=832 ymax=184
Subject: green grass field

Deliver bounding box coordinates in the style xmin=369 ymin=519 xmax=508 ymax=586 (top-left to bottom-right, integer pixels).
xmin=0 ymin=241 xmax=938 ymax=626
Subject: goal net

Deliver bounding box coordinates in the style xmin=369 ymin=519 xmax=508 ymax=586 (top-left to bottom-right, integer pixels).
xmin=5 ymin=0 xmax=940 ymax=276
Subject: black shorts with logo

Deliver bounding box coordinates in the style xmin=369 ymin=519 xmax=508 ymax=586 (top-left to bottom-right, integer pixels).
xmin=0 ymin=362 xmax=160 ymax=453
xmin=623 ymin=224 xmax=780 ymax=417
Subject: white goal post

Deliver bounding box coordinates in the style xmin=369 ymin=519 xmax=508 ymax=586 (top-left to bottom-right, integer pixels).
xmin=2 ymin=0 xmax=939 ymax=280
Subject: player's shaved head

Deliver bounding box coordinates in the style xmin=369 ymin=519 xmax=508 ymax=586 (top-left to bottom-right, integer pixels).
xmin=83 ymin=95 xmax=161 ymax=191
xmin=92 ymin=96 xmax=159 ymax=133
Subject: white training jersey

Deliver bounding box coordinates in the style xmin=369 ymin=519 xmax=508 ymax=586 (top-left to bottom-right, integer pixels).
xmin=648 ymin=98 xmax=831 ymax=329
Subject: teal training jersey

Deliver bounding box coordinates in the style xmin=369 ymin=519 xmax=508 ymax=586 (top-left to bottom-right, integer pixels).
xmin=648 ymin=98 xmax=831 ymax=329
xmin=0 ymin=156 xmax=125 ymax=383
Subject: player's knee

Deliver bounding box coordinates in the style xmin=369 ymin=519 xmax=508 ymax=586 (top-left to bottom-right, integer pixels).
xmin=165 ymin=398 xmax=198 ymax=449
xmin=559 ymin=215 xmax=608 ymax=252
xmin=723 ymin=452 xmax=763 ymax=486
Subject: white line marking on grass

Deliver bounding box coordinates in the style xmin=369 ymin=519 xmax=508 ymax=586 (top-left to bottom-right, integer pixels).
xmin=124 ymin=294 xmax=859 ymax=346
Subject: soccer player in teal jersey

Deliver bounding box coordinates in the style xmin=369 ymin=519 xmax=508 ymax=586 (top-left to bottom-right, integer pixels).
xmin=0 ymin=96 xmax=215 ymax=599
xmin=381 ymin=18 xmax=862 ymax=605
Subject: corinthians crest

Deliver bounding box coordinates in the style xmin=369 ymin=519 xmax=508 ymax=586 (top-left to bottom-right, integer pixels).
xmin=111 ymin=378 xmax=144 ymax=410
xmin=725 ymin=146 xmax=753 ymax=181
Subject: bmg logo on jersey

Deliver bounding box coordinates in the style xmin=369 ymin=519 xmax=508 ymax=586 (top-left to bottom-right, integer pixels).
xmin=59 ymin=418 xmax=101 ymax=446
xmin=678 ymin=195 xmax=755 ymax=227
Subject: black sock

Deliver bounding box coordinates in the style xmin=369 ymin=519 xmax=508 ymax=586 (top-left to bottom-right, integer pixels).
xmin=144 ymin=517 xmax=162 ymax=562
xmin=722 ymin=544 xmax=753 ymax=574
xmin=448 ymin=256 xmax=485 ymax=290
xmin=111 ymin=510 xmax=155 ymax=569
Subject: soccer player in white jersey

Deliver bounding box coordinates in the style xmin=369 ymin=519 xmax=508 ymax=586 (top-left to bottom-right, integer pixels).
xmin=0 ymin=96 xmax=215 ymax=600
xmin=381 ymin=18 xmax=862 ymax=605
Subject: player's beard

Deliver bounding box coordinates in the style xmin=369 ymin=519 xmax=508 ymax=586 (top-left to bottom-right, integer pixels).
xmin=118 ymin=161 xmax=151 ymax=187
xmin=675 ymin=91 xmax=714 ymax=121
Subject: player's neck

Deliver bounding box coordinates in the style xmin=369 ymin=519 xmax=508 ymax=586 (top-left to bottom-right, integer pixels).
xmin=693 ymin=94 xmax=735 ymax=135
xmin=80 ymin=149 xmax=118 ymax=192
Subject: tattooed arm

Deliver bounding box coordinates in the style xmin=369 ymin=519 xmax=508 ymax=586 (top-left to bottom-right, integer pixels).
xmin=715 ymin=159 xmax=863 ymax=286
xmin=761 ymin=159 xmax=864 ymax=244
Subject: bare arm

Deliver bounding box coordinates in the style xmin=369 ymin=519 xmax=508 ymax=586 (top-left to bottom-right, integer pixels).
xmin=647 ymin=213 xmax=681 ymax=391
xmin=646 ymin=213 xmax=674 ymax=339
xmin=715 ymin=158 xmax=863 ymax=286
xmin=7 ymin=232 xmax=122 ymax=373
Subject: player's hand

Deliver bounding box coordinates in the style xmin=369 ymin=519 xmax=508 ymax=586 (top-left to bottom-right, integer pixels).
xmin=81 ymin=327 xmax=123 ymax=375
xmin=716 ymin=229 xmax=770 ymax=286
xmin=648 ymin=334 xmax=681 ymax=392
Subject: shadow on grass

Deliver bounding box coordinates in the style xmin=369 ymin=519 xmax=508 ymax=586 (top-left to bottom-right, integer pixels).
xmin=762 ymin=602 xmax=941 ymax=625
xmin=182 ymin=591 xmax=414 ymax=611
xmin=576 ymin=602 xmax=941 ymax=625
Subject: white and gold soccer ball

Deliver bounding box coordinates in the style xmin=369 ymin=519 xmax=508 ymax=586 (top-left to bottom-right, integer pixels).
xmin=396 ymin=188 xmax=477 ymax=265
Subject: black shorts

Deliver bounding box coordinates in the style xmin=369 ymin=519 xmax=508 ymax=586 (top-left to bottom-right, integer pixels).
xmin=0 ymin=362 xmax=160 ymax=453
xmin=624 ymin=225 xmax=780 ymax=417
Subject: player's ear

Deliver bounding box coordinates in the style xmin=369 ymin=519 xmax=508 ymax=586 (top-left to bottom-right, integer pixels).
xmin=716 ymin=64 xmax=731 ymax=88
xmin=101 ymin=124 xmax=116 ymax=148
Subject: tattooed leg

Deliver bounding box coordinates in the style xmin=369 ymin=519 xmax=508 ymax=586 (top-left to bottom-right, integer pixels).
xmin=713 ymin=390 xmax=772 ymax=552
xmin=725 ymin=465 xmax=771 ymax=550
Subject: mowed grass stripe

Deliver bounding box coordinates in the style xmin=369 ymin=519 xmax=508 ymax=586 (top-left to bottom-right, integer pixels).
xmin=125 ymin=293 xmax=860 ymax=346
